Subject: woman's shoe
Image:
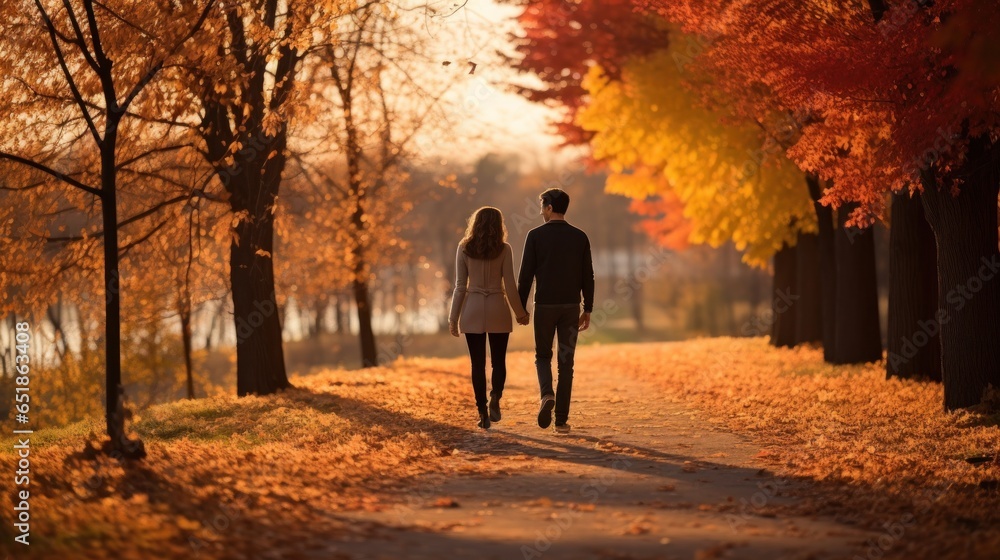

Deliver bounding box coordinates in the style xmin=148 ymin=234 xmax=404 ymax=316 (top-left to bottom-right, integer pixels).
xmin=477 ymin=409 xmax=491 ymax=430
xmin=488 ymin=395 xmax=501 ymax=422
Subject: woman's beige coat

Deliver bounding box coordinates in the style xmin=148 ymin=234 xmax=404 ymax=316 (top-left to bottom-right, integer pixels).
xmin=449 ymin=243 xmax=528 ymax=333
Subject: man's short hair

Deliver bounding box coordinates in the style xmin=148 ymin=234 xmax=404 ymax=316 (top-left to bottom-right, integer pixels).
xmin=540 ymin=188 xmax=570 ymax=214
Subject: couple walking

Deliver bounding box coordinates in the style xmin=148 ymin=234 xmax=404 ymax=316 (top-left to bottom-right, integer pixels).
xmin=449 ymin=188 xmax=595 ymax=432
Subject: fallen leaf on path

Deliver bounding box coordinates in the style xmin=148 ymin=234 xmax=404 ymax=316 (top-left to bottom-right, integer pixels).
xmin=694 ymin=542 xmax=737 ymax=559
xmin=432 ymin=497 xmax=459 ymax=508
xmin=621 ymin=521 xmax=651 ymax=535
xmin=527 ymin=497 xmax=554 ymax=507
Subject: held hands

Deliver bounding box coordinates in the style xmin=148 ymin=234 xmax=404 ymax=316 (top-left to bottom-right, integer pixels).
xmin=578 ymin=312 xmax=591 ymax=332
xmin=517 ymin=313 xmax=530 ymax=326
xmin=449 ymin=322 xmax=460 ymax=337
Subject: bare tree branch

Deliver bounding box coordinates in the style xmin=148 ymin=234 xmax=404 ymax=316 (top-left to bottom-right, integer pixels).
xmin=0 ymin=150 xmax=101 ymax=196
xmin=42 ymin=193 xmax=189 ymax=242
xmin=33 ymin=0 xmax=103 ymax=146
xmin=116 ymin=143 xmax=194 ymax=169
xmin=60 ymin=0 xmax=100 ymax=72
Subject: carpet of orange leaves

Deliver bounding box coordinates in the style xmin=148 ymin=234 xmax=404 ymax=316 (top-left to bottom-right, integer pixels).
xmin=0 ymin=364 xmax=478 ymax=559
xmin=591 ymin=337 xmax=1000 ymax=560
xmin=1 ymin=338 xmax=998 ymax=559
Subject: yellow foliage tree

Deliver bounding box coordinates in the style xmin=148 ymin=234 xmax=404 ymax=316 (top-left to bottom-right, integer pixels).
xmin=576 ymin=47 xmax=816 ymax=266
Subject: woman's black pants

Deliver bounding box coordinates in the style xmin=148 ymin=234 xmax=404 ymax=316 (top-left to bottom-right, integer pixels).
xmin=464 ymin=332 xmax=510 ymax=411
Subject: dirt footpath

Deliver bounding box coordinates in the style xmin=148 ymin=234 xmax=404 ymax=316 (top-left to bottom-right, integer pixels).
xmin=318 ymin=351 xmax=872 ymax=560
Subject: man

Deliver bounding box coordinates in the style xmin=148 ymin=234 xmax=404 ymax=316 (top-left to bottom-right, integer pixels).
xmin=518 ymin=188 xmax=595 ymax=434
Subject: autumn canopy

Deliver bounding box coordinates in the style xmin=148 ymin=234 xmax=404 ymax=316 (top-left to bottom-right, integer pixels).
xmin=513 ymin=0 xmax=1000 ymax=410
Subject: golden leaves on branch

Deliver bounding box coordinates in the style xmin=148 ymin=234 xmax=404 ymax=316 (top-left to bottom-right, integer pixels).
xmin=577 ymin=42 xmax=815 ymax=266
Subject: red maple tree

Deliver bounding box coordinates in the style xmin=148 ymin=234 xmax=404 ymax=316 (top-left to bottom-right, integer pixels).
xmin=642 ymin=0 xmax=1000 ymax=408
xmin=511 ymin=0 xmax=669 ymax=145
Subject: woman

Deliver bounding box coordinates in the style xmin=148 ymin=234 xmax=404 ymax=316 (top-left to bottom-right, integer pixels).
xmin=449 ymin=207 xmax=529 ymax=429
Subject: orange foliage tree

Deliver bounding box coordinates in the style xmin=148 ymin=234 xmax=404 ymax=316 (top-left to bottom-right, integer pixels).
xmin=642 ymin=0 xmax=1000 ymax=409
xmin=179 ymin=0 xmax=340 ymax=395
xmin=294 ymin=1 xmax=458 ymax=367
xmin=0 ymin=0 xmax=215 ymax=452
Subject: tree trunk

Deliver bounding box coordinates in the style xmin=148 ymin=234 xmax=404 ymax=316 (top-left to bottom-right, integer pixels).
xmin=794 ymin=231 xmax=824 ymax=344
xmin=180 ymin=304 xmax=195 ymax=399
xmin=887 ymin=189 xmax=941 ymax=381
xmin=198 ymin=11 xmax=301 ymax=396
xmin=920 ymin=135 xmax=1000 ymax=410
xmin=392 ymin=269 xmax=403 ymax=334
xmin=625 ymin=225 xmax=645 ymax=331
xmin=353 ymin=273 xmax=378 ymax=367
xmin=807 ymin=175 xmax=838 ymax=361
xmin=409 ymin=266 xmax=420 ymax=334
xmin=705 ymin=285 xmax=720 ymax=336
xmin=228 ymin=155 xmax=291 ymax=395
xmin=46 ymin=295 xmax=68 ymax=359
xmin=745 ymin=266 xmax=762 ymax=325
xmin=311 ymin=301 xmax=325 ymax=339
xmin=438 ymin=230 xmax=453 ymax=331
xmin=99 ymin=126 xmax=129 ymax=454
xmin=831 ymin=201 xmax=883 ymax=364
xmin=722 ymin=245 xmax=738 ymax=335
xmin=334 ymin=294 xmax=348 ymax=334
xmin=100 ymin=193 xmax=122 ymax=440
xmin=205 ymin=301 xmax=225 ymax=350
xmin=770 ymin=242 xmax=798 ymax=347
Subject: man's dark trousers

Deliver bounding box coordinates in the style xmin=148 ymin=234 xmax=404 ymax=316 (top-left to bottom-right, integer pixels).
xmin=533 ymin=303 xmax=580 ymax=424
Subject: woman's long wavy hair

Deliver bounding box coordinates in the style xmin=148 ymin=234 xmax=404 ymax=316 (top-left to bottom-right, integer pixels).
xmin=460 ymin=206 xmax=507 ymax=260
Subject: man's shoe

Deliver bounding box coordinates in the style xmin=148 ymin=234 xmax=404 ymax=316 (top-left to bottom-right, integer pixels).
xmin=488 ymin=395 xmax=501 ymax=423
xmin=554 ymin=422 xmax=571 ymax=434
xmin=477 ymin=410 xmax=491 ymax=430
xmin=537 ymin=395 xmax=555 ymax=429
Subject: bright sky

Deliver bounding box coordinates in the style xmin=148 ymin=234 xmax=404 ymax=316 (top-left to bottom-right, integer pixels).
xmin=411 ymin=0 xmax=572 ymax=167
